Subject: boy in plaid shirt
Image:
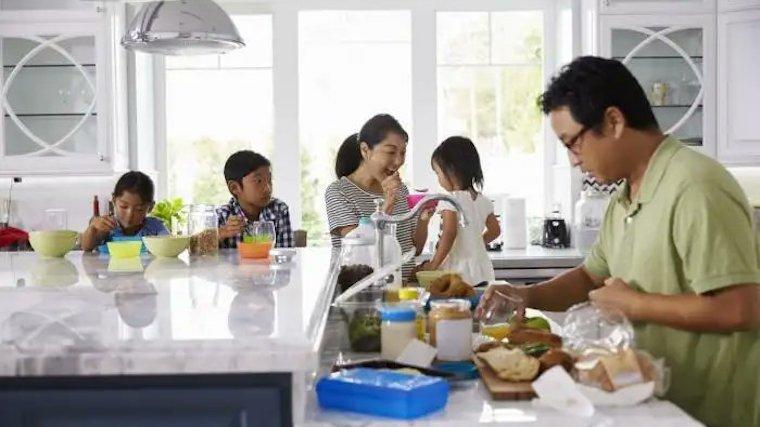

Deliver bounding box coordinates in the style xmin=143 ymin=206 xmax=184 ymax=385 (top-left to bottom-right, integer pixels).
xmin=216 ymin=150 xmax=294 ymax=248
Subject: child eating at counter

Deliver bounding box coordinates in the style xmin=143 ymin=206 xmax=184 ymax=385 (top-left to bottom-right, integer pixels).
xmin=81 ymin=171 xmax=168 ymax=251
xmin=417 ymin=136 xmax=500 ymax=285
xmin=216 ymin=150 xmax=294 ymax=248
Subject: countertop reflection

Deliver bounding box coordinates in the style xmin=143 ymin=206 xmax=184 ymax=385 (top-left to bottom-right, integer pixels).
xmin=0 ymin=248 xmax=338 ymax=377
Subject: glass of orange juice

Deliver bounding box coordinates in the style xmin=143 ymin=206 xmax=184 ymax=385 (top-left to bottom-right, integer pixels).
xmin=479 ymin=290 xmax=524 ymax=341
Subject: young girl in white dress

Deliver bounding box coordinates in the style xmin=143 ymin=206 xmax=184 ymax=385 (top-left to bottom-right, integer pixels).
xmin=420 ymin=136 xmax=500 ymax=285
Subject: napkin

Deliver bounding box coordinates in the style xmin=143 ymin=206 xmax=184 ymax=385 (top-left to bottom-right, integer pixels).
xmin=396 ymin=339 xmax=437 ymax=368
xmin=531 ymin=366 xmax=595 ymax=417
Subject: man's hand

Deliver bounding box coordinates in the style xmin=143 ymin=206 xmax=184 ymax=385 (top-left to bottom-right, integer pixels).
xmin=219 ymin=215 xmax=246 ymax=240
xmin=475 ymin=282 xmax=527 ymax=321
xmin=589 ymin=277 xmax=643 ymax=320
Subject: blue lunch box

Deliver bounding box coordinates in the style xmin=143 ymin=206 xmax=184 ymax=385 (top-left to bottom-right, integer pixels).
xmin=316 ymin=368 xmax=449 ymax=419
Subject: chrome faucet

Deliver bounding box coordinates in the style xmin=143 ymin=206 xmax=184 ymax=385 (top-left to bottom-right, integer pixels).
xmin=370 ymin=194 xmax=469 ymax=272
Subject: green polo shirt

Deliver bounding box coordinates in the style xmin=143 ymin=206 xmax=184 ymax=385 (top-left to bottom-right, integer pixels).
xmin=584 ymin=136 xmax=760 ymax=427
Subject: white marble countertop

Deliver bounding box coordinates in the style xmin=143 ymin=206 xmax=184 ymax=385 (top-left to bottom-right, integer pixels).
xmin=0 ymin=248 xmax=339 ymax=377
xmin=419 ymin=246 xmax=585 ymax=269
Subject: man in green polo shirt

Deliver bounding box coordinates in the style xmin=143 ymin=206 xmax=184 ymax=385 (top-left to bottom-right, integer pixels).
xmin=478 ymin=56 xmax=760 ymax=427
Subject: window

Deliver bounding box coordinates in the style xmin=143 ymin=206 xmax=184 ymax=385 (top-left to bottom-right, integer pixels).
xmin=298 ymin=11 xmax=412 ymax=245
xmin=437 ymin=11 xmax=545 ymax=216
xmin=165 ymin=15 xmax=273 ymax=206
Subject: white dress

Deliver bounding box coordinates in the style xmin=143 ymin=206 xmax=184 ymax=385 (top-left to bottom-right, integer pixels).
xmin=436 ymin=191 xmax=496 ymax=285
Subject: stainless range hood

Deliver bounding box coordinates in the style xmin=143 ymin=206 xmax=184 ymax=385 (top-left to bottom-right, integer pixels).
xmin=121 ymin=0 xmax=245 ymax=55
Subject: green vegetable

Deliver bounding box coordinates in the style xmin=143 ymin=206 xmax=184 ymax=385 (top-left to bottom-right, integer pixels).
xmin=520 ymin=342 xmax=551 ymax=357
xmin=523 ymin=316 xmax=551 ymax=331
xmin=243 ymin=234 xmax=272 ymax=244
xmin=150 ymin=198 xmax=185 ymax=234
xmin=348 ymin=309 xmax=381 ymax=352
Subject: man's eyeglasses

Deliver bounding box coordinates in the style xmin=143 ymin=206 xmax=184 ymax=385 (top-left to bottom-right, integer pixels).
xmin=563 ymin=127 xmax=588 ymax=154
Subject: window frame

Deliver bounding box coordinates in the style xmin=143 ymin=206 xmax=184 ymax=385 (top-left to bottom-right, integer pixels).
xmin=153 ymin=0 xmax=559 ymax=233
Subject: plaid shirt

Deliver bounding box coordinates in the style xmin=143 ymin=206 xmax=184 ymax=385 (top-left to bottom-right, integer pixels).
xmin=216 ymin=197 xmax=294 ymax=248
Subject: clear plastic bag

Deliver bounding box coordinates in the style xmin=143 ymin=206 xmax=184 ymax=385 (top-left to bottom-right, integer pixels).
xmin=562 ymin=302 xmax=635 ymax=355
xmin=562 ymin=302 xmax=670 ymax=398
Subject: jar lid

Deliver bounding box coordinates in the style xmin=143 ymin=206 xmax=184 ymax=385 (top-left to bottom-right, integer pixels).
xmin=398 ymin=287 xmax=419 ymax=301
xmin=430 ymin=299 xmax=471 ymax=311
xmin=380 ymin=305 xmax=416 ymax=322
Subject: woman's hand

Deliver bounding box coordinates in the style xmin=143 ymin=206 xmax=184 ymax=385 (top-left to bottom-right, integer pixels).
xmin=381 ymin=172 xmax=402 ymax=211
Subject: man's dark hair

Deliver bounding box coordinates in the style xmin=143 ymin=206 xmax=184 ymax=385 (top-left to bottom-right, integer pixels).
xmin=538 ymin=56 xmax=659 ymax=132
xmin=224 ymin=150 xmax=271 ymax=184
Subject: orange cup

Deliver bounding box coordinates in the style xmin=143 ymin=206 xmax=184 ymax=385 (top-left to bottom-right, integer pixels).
xmin=238 ymin=241 xmax=273 ymax=259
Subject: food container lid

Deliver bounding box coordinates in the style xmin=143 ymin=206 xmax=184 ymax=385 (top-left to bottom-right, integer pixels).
xmin=380 ymin=305 xmax=416 ymax=322
xmin=398 ymin=287 xmax=420 ymax=301
xmin=430 ymin=298 xmax=471 ymax=311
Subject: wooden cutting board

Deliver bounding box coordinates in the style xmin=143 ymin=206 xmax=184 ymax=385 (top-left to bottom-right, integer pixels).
xmin=473 ymin=356 xmax=536 ymax=400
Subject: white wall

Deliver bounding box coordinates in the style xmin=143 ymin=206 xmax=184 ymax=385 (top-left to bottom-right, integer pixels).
xmin=1 ymin=176 xmax=116 ymax=232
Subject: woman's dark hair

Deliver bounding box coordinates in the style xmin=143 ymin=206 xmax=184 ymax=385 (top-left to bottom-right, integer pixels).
xmin=334 ymin=114 xmax=408 ymax=178
xmin=224 ymin=150 xmax=271 ymax=185
xmin=537 ymin=56 xmax=659 ymax=133
xmin=335 ymin=133 xmax=361 ymax=178
xmin=432 ymin=136 xmax=484 ymax=191
xmin=113 ymin=171 xmax=155 ymax=203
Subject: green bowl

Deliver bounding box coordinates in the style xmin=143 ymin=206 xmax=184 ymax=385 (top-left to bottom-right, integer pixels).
xmin=29 ymin=230 xmax=78 ymax=258
xmin=143 ymin=236 xmax=190 ymax=257
xmin=415 ymin=270 xmax=458 ymax=288
xmin=107 ymin=241 xmax=143 ymax=259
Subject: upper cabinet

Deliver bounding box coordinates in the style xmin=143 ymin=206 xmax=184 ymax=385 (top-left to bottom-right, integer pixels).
xmin=599 ymin=0 xmax=716 ymax=15
xmin=717 ymin=9 xmax=760 ymax=164
xmin=718 ymin=0 xmax=760 ymax=12
xmin=0 ymin=9 xmax=119 ymax=175
xmin=600 ymin=15 xmax=716 ymax=157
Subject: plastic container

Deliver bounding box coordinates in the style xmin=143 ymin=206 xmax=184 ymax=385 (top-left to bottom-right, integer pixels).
xmin=238 ymin=242 xmax=271 ymax=259
xmin=316 ymin=368 xmax=449 ymax=419
xmin=188 ymin=205 xmax=218 ymax=256
xmin=107 ymin=241 xmax=143 ymax=259
xmin=398 ymin=288 xmax=426 ymax=342
xmin=574 ymin=188 xmax=609 ymax=254
xmin=335 ymin=288 xmax=384 ymax=352
xmin=346 ymin=216 xmax=375 ymax=242
xmin=429 ymin=299 xmax=472 ymax=361
xmin=381 ymin=305 xmax=417 ymax=360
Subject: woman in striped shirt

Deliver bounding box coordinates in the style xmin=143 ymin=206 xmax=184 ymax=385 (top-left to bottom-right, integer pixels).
xmin=324 ymin=114 xmax=430 ymax=280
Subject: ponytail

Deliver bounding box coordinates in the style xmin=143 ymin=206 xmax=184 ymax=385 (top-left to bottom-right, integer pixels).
xmin=335 ymin=133 xmax=362 ymax=178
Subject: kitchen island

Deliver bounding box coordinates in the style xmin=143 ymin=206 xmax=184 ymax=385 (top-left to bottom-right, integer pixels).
xmin=0 ymin=248 xmax=699 ymax=426
xmin=0 ymin=248 xmax=339 ymax=426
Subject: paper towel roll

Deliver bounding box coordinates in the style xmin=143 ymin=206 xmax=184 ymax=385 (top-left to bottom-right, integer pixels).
xmin=504 ymin=197 xmax=527 ymax=249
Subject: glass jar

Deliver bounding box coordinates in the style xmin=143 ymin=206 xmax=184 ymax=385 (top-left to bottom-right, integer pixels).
xmin=188 ymin=205 xmax=219 ymax=256
xmin=429 ymin=299 xmax=472 ymax=361
xmin=380 ymin=305 xmax=417 ymax=360
xmin=337 ymin=232 xmax=377 ymax=295
xmin=574 ymin=188 xmax=610 ymax=253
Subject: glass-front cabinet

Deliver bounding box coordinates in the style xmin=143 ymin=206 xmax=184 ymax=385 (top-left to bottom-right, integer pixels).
xmin=0 ymin=13 xmax=113 ymax=175
xmin=601 ymin=15 xmax=716 ymax=156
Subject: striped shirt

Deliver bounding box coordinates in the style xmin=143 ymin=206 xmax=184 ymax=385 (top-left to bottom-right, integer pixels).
xmin=216 ymin=197 xmax=294 ymax=249
xmin=324 ymin=177 xmax=416 ymax=279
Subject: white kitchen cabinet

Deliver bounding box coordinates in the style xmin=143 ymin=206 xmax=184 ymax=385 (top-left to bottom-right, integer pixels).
xmin=0 ymin=9 xmax=117 ymax=175
xmin=717 ymin=9 xmax=760 ymax=164
xmin=599 ymin=0 xmax=715 ymax=15
xmin=600 ymin=14 xmax=716 ymax=157
xmin=718 ymin=0 xmax=760 ymax=12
